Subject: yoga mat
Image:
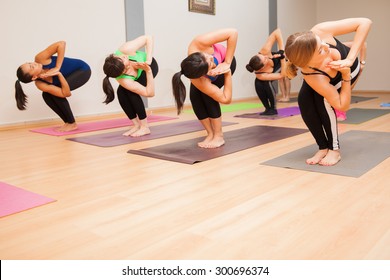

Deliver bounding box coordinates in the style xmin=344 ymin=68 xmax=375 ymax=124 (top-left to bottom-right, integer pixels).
xmin=278 ymin=95 xmax=374 ymax=104
xmin=184 ymin=102 xmax=263 ymax=114
xmin=67 ymin=120 xmax=237 ymax=147
xmin=128 ymin=125 xmax=308 ymax=164
xmin=350 ymin=95 xmax=377 ymax=103
xmin=234 ymin=106 xmax=301 ymax=120
xmin=339 ymin=108 xmax=389 ymax=124
xmin=0 ymin=182 xmax=56 ymax=218
xmin=262 ymin=130 xmax=390 ymax=178
xmin=30 ymin=115 xmax=177 ymax=136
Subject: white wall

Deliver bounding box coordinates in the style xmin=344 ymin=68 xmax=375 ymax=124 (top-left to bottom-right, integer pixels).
xmin=0 ymin=0 xmax=126 ymax=125
xmin=1 ymin=0 xmax=388 ymax=126
xmin=277 ymin=0 xmax=317 ymax=92
xmin=316 ymin=0 xmax=390 ymax=91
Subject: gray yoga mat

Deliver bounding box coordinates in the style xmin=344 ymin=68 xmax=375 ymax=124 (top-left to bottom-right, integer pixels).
xmin=340 ymin=108 xmax=389 ymax=124
xmin=262 ymin=130 xmax=390 ymax=178
xmin=67 ymin=120 xmax=237 ymax=147
xmin=350 ymin=95 xmax=377 ymax=103
xmin=281 ymin=95 xmax=374 ymax=104
xmin=128 ymin=126 xmax=308 ymax=164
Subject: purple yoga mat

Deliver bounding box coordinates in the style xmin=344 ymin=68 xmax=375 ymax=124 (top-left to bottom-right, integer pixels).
xmin=30 ymin=115 xmax=177 ymax=136
xmin=128 ymin=125 xmax=308 ymax=164
xmin=234 ymin=106 xmax=301 ymax=120
xmin=67 ymin=120 xmax=237 ymax=147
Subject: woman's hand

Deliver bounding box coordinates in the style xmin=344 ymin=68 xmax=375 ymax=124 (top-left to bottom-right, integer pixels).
xmin=208 ymin=62 xmax=231 ymax=76
xmin=39 ymin=68 xmax=60 ymax=78
xmin=338 ymin=66 xmax=351 ymax=80
xmin=134 ymin=62 xmax=152 ymax=73
xmin=327 ymin=58 xmax=354 ymax=69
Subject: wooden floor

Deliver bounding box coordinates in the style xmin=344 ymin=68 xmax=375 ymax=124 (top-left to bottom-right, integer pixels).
xmin=0 ymin=92 xmax=389 ymax=260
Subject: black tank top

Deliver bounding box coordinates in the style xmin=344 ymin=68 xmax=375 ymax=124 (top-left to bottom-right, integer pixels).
xmin=255 ymin=51 xmax=282 ymax=75
xmin=301 ymin=38 xmax=359 ymax=91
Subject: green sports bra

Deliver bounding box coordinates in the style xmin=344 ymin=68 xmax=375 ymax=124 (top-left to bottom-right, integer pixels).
xmin=114 ymin=50 xmax=147 ymax=80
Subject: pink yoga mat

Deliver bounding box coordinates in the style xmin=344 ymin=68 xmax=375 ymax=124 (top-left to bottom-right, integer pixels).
xmin=30 ymin=115 xmax=177 ymax=136
xmin=0 ymin=182 xmax=56 ymax=218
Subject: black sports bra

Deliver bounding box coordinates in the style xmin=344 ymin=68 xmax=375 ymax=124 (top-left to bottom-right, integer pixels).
xmin=301 ymin=43 xmax=342 ymax=85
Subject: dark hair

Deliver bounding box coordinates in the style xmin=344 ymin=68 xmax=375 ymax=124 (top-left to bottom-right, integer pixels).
xmin=15 ymin=66 xmax=33 ymax=110
xmin=246 ymin=55 xmax=264 ymax=73
xmin=171 ymin=52 xmax=208 ymax=114
xmin=102 ymin=54 xmax=125 ymax=104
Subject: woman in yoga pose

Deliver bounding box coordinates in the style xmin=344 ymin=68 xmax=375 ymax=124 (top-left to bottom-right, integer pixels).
xmin=103 ymin=35 xmax=158 ymax=137
xmin=172 ymin=28 xmax=237 ymax=148
xmin=246 ymin=28 xmax=288 ymax=115
xmin=15 ymin=41 xmax=91 ymax=132
xmin=285 ymin=18 xmax=371 ymax=166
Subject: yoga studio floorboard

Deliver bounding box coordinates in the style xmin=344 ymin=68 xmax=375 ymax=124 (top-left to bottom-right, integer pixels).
xmin=1 ymin=91 xmax=389 ymax=260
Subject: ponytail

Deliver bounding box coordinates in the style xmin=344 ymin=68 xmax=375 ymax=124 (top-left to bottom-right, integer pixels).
xmin=172 ymin=71 xmax=186 ymax=114
xmin=285 ymin=60 xmax=298 ymax=80
xmin=15 ymin=80 xmax=28 ymax=110
xmin=102 ymin=54 xmax=125 ymax=104
xmin=284 ymin=31 xmax=317 ymax=79
xmin=102 ymin=76 xmax=115 ymax=104
xmin=172 ymin=52 xmax=209 ymax=114
xmin=15 ymin=65 xmax=33 ymax=110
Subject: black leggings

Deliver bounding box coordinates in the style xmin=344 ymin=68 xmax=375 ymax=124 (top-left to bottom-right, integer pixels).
xmin=298 ymin=81 xmax=339 ymax=150
xmin=190 ymin=57 xmax=236 ymax=120
xmin=42 ymin=69 xmax=91 ymax=123
xmin=117 ymin=58 xmax=158 ymax=120
xmin=254 ymin=79 xmax=277 ymax=110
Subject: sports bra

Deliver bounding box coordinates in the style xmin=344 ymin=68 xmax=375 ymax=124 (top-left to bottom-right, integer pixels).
xmin=114 ymin=50 xmax=147 ymax=80
xmin=301 ymin=38 xmax=360 ymax=89
xmin=206 ymin=44 xmax=226 ymax=82
xmin=41 ymin=56 xmax=90 ymax=86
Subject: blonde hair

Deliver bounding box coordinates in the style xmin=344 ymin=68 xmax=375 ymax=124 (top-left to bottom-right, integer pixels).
xmin=285 ymin=31 xmax=317 ymax=79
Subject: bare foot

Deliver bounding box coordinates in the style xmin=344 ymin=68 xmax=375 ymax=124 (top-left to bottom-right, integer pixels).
xmin=278 ymin=98 xmax=290 ymax=102
xmin=123 ymin=126 xmax=140 ymax=136
xmin=198 ymin=134 xmax=214 ymax=148
xmin=55 ymin=124 xmax=68 ymax=132
xmin=56 ymin=123 xmax=77 ymax=132
xmin=131 ymin=126 xmax=150 ymax=137
xmin=319 ymin=150 xmax=341 ymax=166
xmin=306 ymin=149 xmax=328 ymax=165
xmin=200 ymin=136 xmax=225 ymax=149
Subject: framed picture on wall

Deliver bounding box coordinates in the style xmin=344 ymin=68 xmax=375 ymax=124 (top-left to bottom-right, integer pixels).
xmin=188 ymin=0 xmax=215 ymax=15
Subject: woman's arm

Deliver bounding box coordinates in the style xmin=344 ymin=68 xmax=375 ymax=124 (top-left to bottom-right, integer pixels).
xmin=118 ymin=35 xmax=153 ymax=64
xmin=191 ymin=70 xmax=233 ymax=104
xmin=259 ymin=28 xmax=284 ymax=55
xmin=117 ymin=63 xmax=155 ymax=98
xmin=192 ymin=28 xmax=238 ymax=76
xmin=189 ymin=28 xmax=237 ymax=62
xmin=312 ymin=18 xmax=372 ymax=69
xmin=256 ymin=72 xmax=285 ymax=81
xmin=35 ymin=72 xmax=71 ymax=98
xmin=35 ymin=41 xmax=66 ymax=71
xmin=305 ymin=67 xmax=352 ymax=111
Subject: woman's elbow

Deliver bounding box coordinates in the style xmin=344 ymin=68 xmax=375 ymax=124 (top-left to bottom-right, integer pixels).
xmin=144 ymin=90 xmax=155 ymax=98
xmin=220 ymin=97 xmax=232 ymax=104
